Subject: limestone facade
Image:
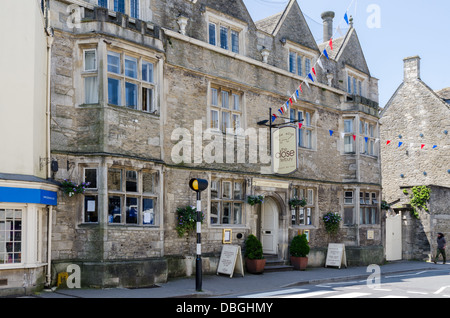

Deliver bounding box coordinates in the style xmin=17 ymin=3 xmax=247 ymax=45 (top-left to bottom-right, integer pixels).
xmin=380 ymin=56 xmax=450 ymax=261
xmin=47 ymin=0 xmax=382 ymax=287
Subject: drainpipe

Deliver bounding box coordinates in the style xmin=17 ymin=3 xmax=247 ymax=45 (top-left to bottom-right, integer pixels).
xmin=44 ymin=0 xmax=54 ymax=288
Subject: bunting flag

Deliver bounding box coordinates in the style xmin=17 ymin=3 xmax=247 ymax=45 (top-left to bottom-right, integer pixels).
xmin=398 ymin=142 xmax=403 ymax=147
xmin=352 ymin=134 xmax=356 ymax=141
xmin=286 ymin=101 xmax=289 ymax=109
xmin=364 ymin=137 xmax=368 ymax=143
xmin=323 ymin=49 xmax=329 ymax=60
xmin=329 ymin=130 xmax=334 ymax=136
xmin=308 ymin=73 xmax=314 ymax=82
xmin=304 ymin=79 xmax=310 ymax=89
xmin=271 ymin=114 xmax=277 ymax=122
xmin=433 ymin=145 xmax=438 ymax=149
xmin=421 ymin=144 xmax=425 ymax=149
xmin=298 ymin=85 xmax=303 ymax=93
xmin=317 ymin=59 xmax=324 ymax=71
xmin=292 ymin=94 xmax=297 ymax=102
xmin=298 ymin=123 xmax=303 ymax=129
xmin=329 ymin=38 xmax=333 ymax=51
xmin=278 ymin=109 xmax=283 ymax=115
xmin=386 ymin=140 xmax=391 ymax=145
xmin=312 ymin=67 xmax=316 ymax=76
xmin=344 ymin=12 xmax=349 ymax=25
xmin=289 ymin=98 xmax=293 ymax=105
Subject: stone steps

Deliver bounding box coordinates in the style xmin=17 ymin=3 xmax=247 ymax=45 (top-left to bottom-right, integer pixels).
xmin=263 ymin=254 xmax=293 ymax=272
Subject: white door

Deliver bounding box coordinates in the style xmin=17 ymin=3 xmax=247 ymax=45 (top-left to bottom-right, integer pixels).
xmin=386 ymin=212 xmax=402 ymax=261
xmin=261 ymin=197 xmax=278 ymax=254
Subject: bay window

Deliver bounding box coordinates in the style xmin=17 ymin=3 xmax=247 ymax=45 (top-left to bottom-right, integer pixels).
xmin=0 ymin=209 xmax=22 ymax=264
xmin=107 ymin=50 xmax=156 ymax=113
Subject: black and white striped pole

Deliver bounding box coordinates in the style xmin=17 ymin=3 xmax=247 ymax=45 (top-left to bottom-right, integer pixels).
xmin=189 ymin=178 xmax=208 ymax=292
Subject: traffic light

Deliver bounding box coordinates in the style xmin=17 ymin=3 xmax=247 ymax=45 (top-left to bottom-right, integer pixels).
xmin=189 ymin=178 xmax=208 ymax=192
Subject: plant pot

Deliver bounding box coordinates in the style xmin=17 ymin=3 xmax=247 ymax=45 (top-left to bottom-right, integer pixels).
xmin=245 ymin=258 xmax=266 ymax=274
xmin=290 ymin=256 xmax=308 ymax=271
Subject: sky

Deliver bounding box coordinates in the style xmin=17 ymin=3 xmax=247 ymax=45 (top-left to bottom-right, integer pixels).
xmin=242 ymin=0 xmax=450 ymax=108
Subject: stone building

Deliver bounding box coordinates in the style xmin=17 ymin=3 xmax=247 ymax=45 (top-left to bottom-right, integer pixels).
xmin=380 ymin=56 xmax=450 ymax=261
xmin=45 ymin=0 xmax=382 ymax=288
xmin=0 ymin=0 xmax=59 ymax=296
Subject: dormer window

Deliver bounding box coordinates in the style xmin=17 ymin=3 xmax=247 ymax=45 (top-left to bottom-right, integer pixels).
xmin=206 ymin=10 xmax=247 ymax=55
xmin=286 ymin=42 xmax=316 ymax=78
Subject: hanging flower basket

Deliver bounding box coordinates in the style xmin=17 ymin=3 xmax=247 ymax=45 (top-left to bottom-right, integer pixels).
xmin=288 ymin=197 xmax=307 ymax=209
xmin=323 ymin=212 xmax=342 ymax=235
xmin=247 ymin=195 xmax=264 ymax=206
xmin=61 ymin=179 xmax=90 ymax=197
xmin=175 ymin=205 xmax=204 ymax=237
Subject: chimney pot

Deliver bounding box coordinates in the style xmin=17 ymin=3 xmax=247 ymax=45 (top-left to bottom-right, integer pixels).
xmin=321 ymin=11 xmax=335 ymax=42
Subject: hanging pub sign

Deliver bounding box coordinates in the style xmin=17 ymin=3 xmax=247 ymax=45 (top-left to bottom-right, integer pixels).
xmin=272 ymin=125 xmax=298 ymax=175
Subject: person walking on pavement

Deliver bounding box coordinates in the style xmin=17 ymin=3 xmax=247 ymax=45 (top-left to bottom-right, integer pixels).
xmin=434 ymin=233 xmax=446 ymax=264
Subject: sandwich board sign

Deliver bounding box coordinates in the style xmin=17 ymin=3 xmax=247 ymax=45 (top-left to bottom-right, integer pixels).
xmin=272 ymin=125 xmax=298 ymax=175
xmin=325 ymin=243 xmax=347 ymax=269
xmin=217 ymin=245 xmax=244 ymax=278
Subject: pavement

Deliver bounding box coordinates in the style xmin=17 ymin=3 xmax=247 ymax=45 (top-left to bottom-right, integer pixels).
xmin=31 ymin=260 xmax=446 ymax=298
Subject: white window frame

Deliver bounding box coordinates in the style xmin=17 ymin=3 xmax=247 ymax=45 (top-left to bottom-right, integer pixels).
xmin=82 ymin=48 xmax=99 ymax=104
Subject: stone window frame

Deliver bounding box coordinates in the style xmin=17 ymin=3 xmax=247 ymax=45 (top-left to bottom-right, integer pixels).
xmin=205 ymin=9 xmax=247 ymax=55
xmin=208 ymin=84 xmax=244 ymax=135
xmin=107 ymin=167 xmax=159 ymax=227
xmin=359 ymin=191 xmax=380 ymax=225
xmin=106 ymin=47 xmax=157 ymax=113
xmin=290 ymin=186 xmax=316 ymax=227
xmin=286 ymin=43 xmax=315 ymax=78
xmin=345 ymin=66 xmax=368 ymax=98
xmin=82 ymin=166 xmax=99 ymax=223
xmin=343 ymin=189 xmax=355 ymax=225
xmin=210 ymin=179 xmax=245 ymax=226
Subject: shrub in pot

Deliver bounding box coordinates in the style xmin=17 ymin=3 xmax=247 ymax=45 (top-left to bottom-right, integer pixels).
xmin=289 ymin=234 xmax=310 ymax=270
xmin=244 ymin=234 xmax=266 ymax=274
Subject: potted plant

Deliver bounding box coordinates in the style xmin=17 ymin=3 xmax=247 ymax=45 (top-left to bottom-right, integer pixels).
xmin=289 ymin=234 xmax=310 ymax=270
xmin=244 ymin=234 xmax=266 ymax=274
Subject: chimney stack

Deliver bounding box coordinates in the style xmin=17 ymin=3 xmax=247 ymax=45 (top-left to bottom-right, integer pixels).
xmin=403 ymin=56 xmax=421 ymax=82
xmin=321 ymin=11 xmax=335 ymax=42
